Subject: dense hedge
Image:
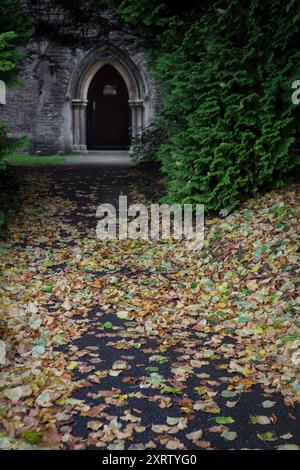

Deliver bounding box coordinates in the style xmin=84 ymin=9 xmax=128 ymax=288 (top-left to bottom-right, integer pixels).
xmin=113 ymin=0 xmax=300 ymax=212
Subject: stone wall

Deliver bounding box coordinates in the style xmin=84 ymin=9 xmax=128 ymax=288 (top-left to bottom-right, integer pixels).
xmin=0 ymin=5 xmax=159 ymax=155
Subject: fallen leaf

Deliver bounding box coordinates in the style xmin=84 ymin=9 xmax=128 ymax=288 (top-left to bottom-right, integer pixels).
xmin=250 ymin=415 xmax=271 ymax=425
xmin=42 ymin=427 xmax=61 ymax=447
xmin=4 ymin=387 xmax=23 ymax=402
xmin=165 ymin=439 xmax=185 ymax=450
xmin=221 ymin=431 xmax=238 ymax=441
xmin=186 ymin=430 xmax=203 ymax=441
xmin=215 ymin=416 xmax=235 ymax=424
xmin=257 ymin=432 xmax=277 ymax=442
xmin=262 ymin=400 xmax=276 ymax=409
xmin=87 ymin=421 xmax=103 ymax=431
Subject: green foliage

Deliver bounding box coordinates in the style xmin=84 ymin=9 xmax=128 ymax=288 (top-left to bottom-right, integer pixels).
xmin=0 ymin=31 xmax=19 ymax=78
xmin=0 ymin=124 xmax=13 ymax=173
xmin=0 ymin=0 xmax=33 ymax=85
xmin=112 ymin=0 xmax=300 ymax=212
xmin=131 ymin=123 xmax=167 ymax=164
xmin=0 ymin=0 xmax=33 ymax=174
xmin=5 ymin=153 xmax=66 ymax=166
xmin=0 ymin=1 xmax=32 ymax=229
xmin=0 ymin=128 xmax=24 ymax=228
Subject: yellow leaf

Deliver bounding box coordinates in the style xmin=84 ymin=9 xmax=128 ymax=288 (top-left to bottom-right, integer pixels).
xmin=67 ymin=361 xmax=78 ymax=371
xmin=95 ymin=371 xmax=108 ymax=378
xmin=241 ymin=367 xmax=252 ymax=376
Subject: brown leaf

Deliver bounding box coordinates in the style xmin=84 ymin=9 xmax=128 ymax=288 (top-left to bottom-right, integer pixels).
xmin=82 ymin=405 xmax=107 ymax=417
xmin=195 ymin=440 xmax=211 ymax=449
xmin=42 ymin=427 xmax=61 ymax=447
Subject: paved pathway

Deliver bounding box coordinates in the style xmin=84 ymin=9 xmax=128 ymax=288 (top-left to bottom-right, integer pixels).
xmin=4 ymin=165 xmax=300 ymax=450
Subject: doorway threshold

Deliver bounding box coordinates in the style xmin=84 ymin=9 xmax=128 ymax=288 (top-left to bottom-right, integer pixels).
xmin=64 ymin=150 xmax=134 ymax=166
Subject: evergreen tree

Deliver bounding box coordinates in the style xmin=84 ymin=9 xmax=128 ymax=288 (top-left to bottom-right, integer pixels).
xmin=112 ymin=0 xmax=300 ymax=212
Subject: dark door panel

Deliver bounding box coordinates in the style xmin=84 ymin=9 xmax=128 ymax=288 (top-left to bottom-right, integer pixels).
xmin=87 ymin=65 xmax=130 ymax=149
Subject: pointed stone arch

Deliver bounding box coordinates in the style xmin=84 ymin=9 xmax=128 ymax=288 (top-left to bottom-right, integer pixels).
xmin=68 ymin=45 xmax=150 ymax=152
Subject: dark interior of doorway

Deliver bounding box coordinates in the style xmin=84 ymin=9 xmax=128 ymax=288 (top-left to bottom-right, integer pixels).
xmin=86 ymin=64 xmax=130 ymax=150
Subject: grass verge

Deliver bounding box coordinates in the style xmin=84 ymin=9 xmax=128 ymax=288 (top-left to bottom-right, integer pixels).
xmin=6 ymin=153 xmax=66 ymax=166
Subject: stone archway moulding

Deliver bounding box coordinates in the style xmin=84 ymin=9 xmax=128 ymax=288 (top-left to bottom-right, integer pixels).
xmin=69 ymin=45 xmax=149 ymax=152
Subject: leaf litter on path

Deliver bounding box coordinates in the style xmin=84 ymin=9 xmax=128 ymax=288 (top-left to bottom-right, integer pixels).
xmin=0 ymin=168 xmax=299 ymax=449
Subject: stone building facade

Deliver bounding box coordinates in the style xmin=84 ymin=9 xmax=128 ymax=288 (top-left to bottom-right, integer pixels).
xmin=0 ymin=4 xmax=159 ymax=155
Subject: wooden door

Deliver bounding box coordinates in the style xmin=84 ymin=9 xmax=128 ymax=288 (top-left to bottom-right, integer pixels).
xmin=86 ymin=65 xmax=130 ymax=149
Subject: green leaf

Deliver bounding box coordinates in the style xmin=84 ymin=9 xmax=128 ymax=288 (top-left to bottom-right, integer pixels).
xmin=161 ymin=386 xmax=183 ymax=396
xmin=31 ymin=345 xmax=45 ymax=356
xmin=43 ymin=260 xmax=54 ymax=268
xmin=215 ymin=416 xmax=235 ymax=424
xmin=149 ymin=355 xmax=169 ymax=364
xmin=21 ymin=430 xmax=43 ymax=445
xmin=29 ymin=319 xmax=42 ymax=330
xmin=221 ymin=431 xmax=238 ymax=441
xmin=257 ymin=432 xmax=277 ymax=442
xmin=238 ymin=316 xmax=252 ymax=323
xmin=203 ymin=350 xmax=214 ymax=358
xmin=149 ymin=373 xmax=165 ymax=385
xmin=42 ymin=282 xmax=55 ymax=293
xmin=67 ymin=361 xmax=78 ymax=371
xmin=221 ymin=390 xmax=237 ymax=398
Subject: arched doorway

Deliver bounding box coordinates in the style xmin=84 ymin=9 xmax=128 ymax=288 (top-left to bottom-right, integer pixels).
xmin=68 ymin=45 xmax=156 ymax=153
xmin=86 ymin=65 xmax=130 ymax=150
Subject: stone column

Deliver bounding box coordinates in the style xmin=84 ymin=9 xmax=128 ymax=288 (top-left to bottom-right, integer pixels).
xmin=129 ymin=100 xmax=144 ymax=140
xmin=72 ymin=99 xmax=88 ymax=152
xmin=136 ymin=100 xmax=144 ymax=137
